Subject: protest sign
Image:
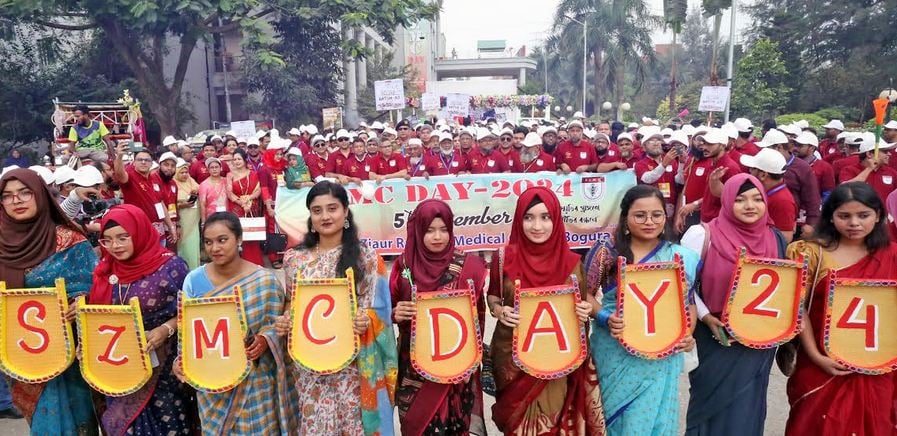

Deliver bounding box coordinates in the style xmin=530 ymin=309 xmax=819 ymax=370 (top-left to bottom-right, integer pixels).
xmin=698 ymin=86 xmax=730 ymax=112
xmin=445 ymin=93 xmax=470 ymax=117
xmin=322 ymin=107 xmax=341 ymax=129
xmin=230 ymin=120 xmax=256 ymax=139
xmin=824 ymin=276 xmax=897 ymax=374
xmin=375 ymin=79 xmax=406 ymax=111
xmin=421 ymin=92 xmax=440 ymax=111
xmin=410 ymin=284 xmax=482 ymax=384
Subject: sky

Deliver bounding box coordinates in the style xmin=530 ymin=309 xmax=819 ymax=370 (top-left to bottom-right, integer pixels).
xmin=439 ymin=0 xmax=749 ymax=58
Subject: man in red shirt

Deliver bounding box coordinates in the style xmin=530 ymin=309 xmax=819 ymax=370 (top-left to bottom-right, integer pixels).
xmin=741 ymin=148 xmax=797 ymax=241
xmin=819 ymin=120 xmax=845 ymax=161
xmin=556 ymin=120 xmax=599 ymax=174
xmin=325 ymin=129 xmax=354 ymax=182
xmin=518 ymin=132 xmax=556 ymax=173
xmin=691 ymin=128 xmax=743 ymax=223
xmin=342 ymin=137 xmax=372 ymax=183
xmin=468 ymin=128 xmax=512 ymax=174
xmin=189 ymin=143 xmax=217 ymax=183
xmin=305 ymin=135 xmax=329 ymax=180
xmin=594 ymin=132 xmax=627 ymax=173
xmin=458 ymin=127 xmax=476 ymax=156
xmin=370 ymin=138 xmax=408 ymax=182
xmin=155 ymin=152 xmax=180 ymax=227
xmin=423 ymin=132 xmax=469 ymax=177
xmin=540 ymin=125 xmax=560 ymax=156
xmin=405 ymin=139 xmax=427 ymax=178
xmin=112 ymin=144 xmax=177 ymax=245
xmin=635 ymin=133 xmax=682 ymax=216
xmin=616 ymin=132 xmax=641 ymax=168
xmin=733 ymin=117 xmax=761 ymax=157
xmin=496 ymin=127 xmax=521 ymax=170
xmin=793 ymin=131 xmax=836 ymax=200
xmin=839 ymin=134 xmax=897 ymax=202
xmin=832 ymin=134 xmax=862 ymax=183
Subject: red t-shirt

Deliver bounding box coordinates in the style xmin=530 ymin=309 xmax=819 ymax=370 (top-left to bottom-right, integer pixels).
xmin=120 ymin=165 xmax=165 ymax=224
xmin=622 ymin=153 xmax=641 ymax=169
xmin=766 ymin=183 xmax=798 ymax=232
xmin=634 ymin=157 xmax=679 ymax=208
xmin=468 ymin=149 xmax=511 ymax=174
xmin=305 ymin=153 xmax=328 ymax=180
xmin=839 ymin=164 xmax=897 ymax=202
xmin=556 ymin=140 xmax=599 ymax=170
xmin=737 ymin=139 xmax=761 ymax=156
xmin=596 ymin=144 xmax=624 ymax=166
xmin=808 ymin=158 xmax=836 ymax=195
xmin=518 ymin=152 xmax=557 ymax=173
xmin=371 ymin=153 xmax=408 ymax=176
xmin=156 ymin=174 xmax=178 ymax=221
xmin=342 ymin=155 xmax=373 ymax=180
xmin=405 ymin=156 xmax=427 ymax=177
xmin=700 ymin=154 xmax=743 ymax=222
xmin=819 ymin=139 xmax=840 ymax=161
xmin=424 ymin=152 xmax=469 ymax=176
xmin=326 ymin=151 xmax=352 ymax=175
xmin=682 ymin=157 xmax=713 ymax=204
xmin=832 ymin=155 xmax=860 ymax=183
xmin=496 ymin=148 xmax=522 ymax=172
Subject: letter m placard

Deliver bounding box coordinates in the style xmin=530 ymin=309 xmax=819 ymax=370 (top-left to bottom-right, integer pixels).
xmin=289 ymin=269 xmax=359 ymax=374
xmin=410 ymin=282 xmax=482 ymax=384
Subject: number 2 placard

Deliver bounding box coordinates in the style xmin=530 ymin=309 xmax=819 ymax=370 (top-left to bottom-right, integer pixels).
xmin=824 ymin=276 xmax=897 ymax=374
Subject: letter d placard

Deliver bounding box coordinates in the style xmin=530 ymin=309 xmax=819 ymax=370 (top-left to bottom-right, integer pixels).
xmin=410 ymin=283 xmax=482 ymax=384
xmin=178 ymin=287 xmax=250 ymax=392
xmin=289 ymin=269 xmax=359 ymax=374
xmin=0 ymin=279 xmax=74 ymax=383
xmin=76 ymin=296 xmax=152 ymax=396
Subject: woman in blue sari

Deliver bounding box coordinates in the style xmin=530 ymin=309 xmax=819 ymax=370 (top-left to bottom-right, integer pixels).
xmin=585 ymin=185 xmax=700 ymax=435
xmin=176 ymin=212 xmax=296 ymax=434
xmin=0 ymin=168 xmax=98 ymax=435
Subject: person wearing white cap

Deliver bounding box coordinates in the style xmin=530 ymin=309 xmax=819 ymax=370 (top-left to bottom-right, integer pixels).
xmin=884 ymin=120 xmax=897 ymax=144
xmin=324 ymin=129 xmax=355 ymax=183
xmin=55 ymin=165 xmax=111 ymax=221
xmin=28 ymin=165 xmax=55 ymax=186
xmin=555 ymin=120 xmax=600 ymax=174
xmin=740 ymin=148 xmax=798 ymax=241
xmin=111 ymin=143 xmax=178 ymax=244
xmin=792 ymin=131 xmax=836 ymax=201
xmin=615 ymin=132 xmax=640 ymax=168
xmin=287 ymin=127 xmax=308 ymax=156
xmin=496 ymin=127 xmax=520 ymax=164
xmin=369 ymin=137 xmax=409 ymax=183
xmin=422 ymin=132 xmax=469 ymax=177
xmin=635 ymin=131 xmax=684 ymax=215
xmin=404 ymin=137 xmax=427 ymax=178
xmin=679 ymin=128 xmax=743 ymax=224
xmin=731 ymin=118 xmax=761 ymax=161
xmin=458 ymin=127 xmax=476 ymax=155
xmin=832 ymin=133 xmax=865 ymax=182
xmin=517 ymin=132 xmax=556 ymax=172
xmin=468 ymin=128 xmax=512 ymax=174
xmin=758 ymin=128 xmax=822 ymax=234
xmin=52 ymin=165 xmax=78 ymax=200
xmin=819 ymin=120 xmax=845 ymax=160
xmin=304 ymin=134 xmax=330 ymax=180
xmin=539 ymin=125 xmax=560 ymax=155
xmin=155 ymin=151 xmax=180 ymax=230
xmin=839 ymin=132 xmax=897 ymax=202
xmin=162 ymin=135 xmax=179 ymax=155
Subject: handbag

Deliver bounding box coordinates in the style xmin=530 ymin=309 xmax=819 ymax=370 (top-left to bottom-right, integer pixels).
xmin=238 ymin=214 xmax=267 ymax=241
xmin=775 ymin=243 xmax=823 ymax=377
xmin=263 ymin=222 xmax=288 ymax=254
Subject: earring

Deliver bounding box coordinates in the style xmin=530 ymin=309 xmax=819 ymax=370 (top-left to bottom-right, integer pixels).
xmin=343 ymin=220 xmax=350 ymax=229
xmin=310 ymin=228 xmax=316 ymax=233
xmin=624 ymin=228 xmax=630 ymax=235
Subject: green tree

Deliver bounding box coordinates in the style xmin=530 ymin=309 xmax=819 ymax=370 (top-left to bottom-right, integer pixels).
xmin=701 ymin=0 xmax=731 ymax=85
xmin=356 ymin=50 xmax=418 ymax=122
xmin=1 ymin=0 xmax=438 ymax=136
xmin=731 ymin=38 xmax=792 ymax=119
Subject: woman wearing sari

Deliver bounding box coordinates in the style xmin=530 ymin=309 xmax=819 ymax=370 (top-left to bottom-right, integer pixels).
xmin=226 ymin=149 xmax=264 ymax=266
xmin=681 ymin=173 xmax=786 ymax=435
xmin=785 ymin=182 xmax=897 ymax=435
xmin=488 ymin=186 xmax=605 ymax=435
xmin=0 ymin=168 xmax=98 ymax=435
xmin=88 ymin=204 xmax=199 ymax=435
xmin=198 ymin=157 xmax=227 ymax=224
xmin=390 ymin=199 xmax=488 ymax=435
xmin=584 ymin=185 xmax=700 ymax=435
xmin=175 ymin=212 xmax=296 ymax=434
xmin=274 ymin=181 xmax=397 ymax=435
xmin=175 ymin=158 xmax=201 ymax=269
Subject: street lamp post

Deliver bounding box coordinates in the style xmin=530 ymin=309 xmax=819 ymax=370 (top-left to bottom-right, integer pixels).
xmin=565 ymin=15 xmax=588 ymax=118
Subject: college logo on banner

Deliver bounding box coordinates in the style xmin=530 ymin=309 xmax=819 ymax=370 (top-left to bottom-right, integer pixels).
xmin=616 ymin=255 xmax=690 ymax=359
xmin=410 ymin=281 xmax=482 ymax=384
xmin=178 ymin=287 xmax=250 ymax=392
xmin=512 ymin=277 xmax=587 ymax=379
xmin=289 ymin=268 xmax=359 ymax=374
xmin=824 ymin=276 xmax=897 ymax=374
xmin=722 ymin=250 xmax=808 ymax=349
xmin=75 ymin=296 xmax=152 ymax=396
xmin=0 ymin=279 xmax=74 ymax=384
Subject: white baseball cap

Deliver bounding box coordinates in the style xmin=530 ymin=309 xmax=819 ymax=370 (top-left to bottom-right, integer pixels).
xmin=794 ymin=132 xmax=820 ymax=147
xmin=28 ymin=165 xmax=55 ymax=185
xmin=267 ymin=137 xmax=288 ymax=150
xmin=73 ymin=165 xmax=104 ymax=187
xmin=637 ymin=125 xmax=661 ymax=138
xmin=681 ymin=124 xmax=696 ymax=136
xmin=408 ymin=138 xmax=423 ymax=147
xmin=856 ymin=132 xmax=896 ymax=154
xmin=477 ymin=128 xmax=498 ymax=141
xmin=158 ymin=152 xmax=178 ymax=164
xmin=1 ymin=165 xmax=20 ymax=178
xmin=382 ymin=127 xmax=398 ymax=137
xmin=721 ymin=123 xmax=739 ymax=140
xmin=627 ymin=122 xmax=639 ymax=129
xmin=885 ymin=120 xmax=897 ymax=130
xmin=306 ymin=125 xmax=319 ymax=135
xmin=538 ymin=126 xmax=557 ymax=135
xmin=837 ymin=131 xmax=855 ymax=142
xmin=822 ymin=120 xmax=845 ymax=131
xmin=499 ymin=127 xmax=514 ymax=137
xmin=572 ymin=111 xmax=584 ymax=119
xmin=667 ymin=131 xmax=690 ymax=146
xmin=439 ymin=132 xmax=454 ymax=142
xmin=616 ymin=132 xmax=635 ymax=143
xmin=756 ymin=129 xmax=789 ymax=147
xmin=162 ymin=135 xmax=178 ymax=147
xmin=778 ymin=124 xmax=802 ymax=137
xmin=733 ymin=118 xmax=754 ymax=133
xmin=210 ymin=134 xmax=223 ymax=142
xmin=53 ymin=166 xmax=76 ymax=185
xmin=521 ymin=132 xmax=542 ymax=148
xmin=335 ymin=129 xmax=351 ymax=140
xmin=288 ymin=127 xmax=302 ymax=136
xmin=225 ymin=130 xmax=237 ymax=138
xmin=567 ymin=120 xmax=584 ymax=129
xmin=740 ymin=148 xmax=787 ymax=175
xmin=370 ymin=121 xmax=384 ymax=130
xmin=695 ymin=128 xmax=728 ymax=145
xmin=311 ymin=135 xmax=326 ymax=145
xmin=286 ymin=148 xmax=302 ymax=157
xmin=176 ymin=158 xmax=189 ymax=168
xmin=247 ymin=136 xmax=260 ymax=146
xmin=795 ymin=120 xmax=810 ymax=129
xmin=459 ymin=127 xmax=475 ymax=138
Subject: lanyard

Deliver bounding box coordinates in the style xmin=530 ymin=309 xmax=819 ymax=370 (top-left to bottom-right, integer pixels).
xmin=767 ymin=183 xmax=788 ymax=197
xmin=438 ymin=152 xmax=454 ymax=170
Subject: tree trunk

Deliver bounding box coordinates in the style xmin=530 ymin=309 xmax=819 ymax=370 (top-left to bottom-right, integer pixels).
xmin=709 ymin=13 xmax=722 ymax=86
xmin=670 ymin=31 xmax=678 ymax=116
xmin=615 ymin=58 xmax=625 ymax=120
xmin=593 ymin=48 xmax=603 ymax=119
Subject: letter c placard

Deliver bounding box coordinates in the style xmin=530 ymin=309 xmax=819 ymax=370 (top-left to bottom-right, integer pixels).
xmin=410 ymin=285 xmax=482 ymax=384
xmin=289 ymin=269 xmax=359 ymax=374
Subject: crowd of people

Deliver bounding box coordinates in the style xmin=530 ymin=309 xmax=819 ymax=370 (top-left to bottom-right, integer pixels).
xmin=1 ymin=111 xmax=897 ymax=435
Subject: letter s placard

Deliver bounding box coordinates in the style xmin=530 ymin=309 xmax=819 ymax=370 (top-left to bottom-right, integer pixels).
xmin=289 ymin=269 xmax=359 ymax=374
xmin=824 ymin=275 xmax=897 ymax=374
xmin=75 ymin=296 xmax=152 ymax=396
xmin=0 ymin=279 xmax=74 ymax=383
xmin=410 ymin=283 xmax=482 ymax=384
xmin=178 ymin=287 xmax=250 ymax=392
xmin=512 ymin=277 xmax=587 ymax=379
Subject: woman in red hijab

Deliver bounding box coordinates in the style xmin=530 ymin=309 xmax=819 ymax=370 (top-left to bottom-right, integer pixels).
xmin=487 ymin=187 xmax=606 ymax=435
xmin=389 ymin=199 xmax=488 ymax=435
xmin=88 ymin=204 xmax=199 ymax=435
xmin=258 ymin=140 xmax=289 ymax=267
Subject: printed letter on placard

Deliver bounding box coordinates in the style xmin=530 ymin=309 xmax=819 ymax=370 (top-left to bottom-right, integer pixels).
xmin=513 ymin=278 xmax=586 ymax=379
xmin=178 ymin=288 xmax=250 ymax=392
xmin=722 ymin=251 xmax=808 ymax=348
xmin=76 ymin=296 xmax=152 ymax=396
xmin=0 ymin=279 xmax=74 ymax=383
xmin=289 ymin=269 xmax=359 ymax=374
xmin=824 ymin=277 xmax=897 ymax=374
xmin=411 ymin=287 xmax=482 ymax=384
xmin=616 ymin=256 xmax=689 ymax=359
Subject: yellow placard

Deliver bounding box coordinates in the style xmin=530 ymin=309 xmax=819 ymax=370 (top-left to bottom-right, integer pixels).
xmin=0 ymin=279 xmax=74 ymax=383
xmin=178 ymin=287 xmax=250 ymax=392
xmin=722 ymin=252 xmax=808 ymax=349
xmin=616 ymin=255 xmax=689 ymax=359
xmin=411 ymin=285 xmax=482 ymax=384
xmin=824 ymin=277 xmax=897 ymax=374
xmin=76 ymin=296 xmax=152 ymax=396
xmin=513 ymin=278 xmax=586 ymax=379
xmin=289 ymin=269 xmax=359 ymax=374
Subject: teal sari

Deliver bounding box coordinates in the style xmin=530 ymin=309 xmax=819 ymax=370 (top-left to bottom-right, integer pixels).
xmin=12 ymin=237 xmax=98 ymax=435
xmin=585 ymin=240 xmax=700 ymax=436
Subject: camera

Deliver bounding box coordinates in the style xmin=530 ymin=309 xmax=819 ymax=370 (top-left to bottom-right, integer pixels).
xmin=82 ymin=195 xmax=122 ymax=218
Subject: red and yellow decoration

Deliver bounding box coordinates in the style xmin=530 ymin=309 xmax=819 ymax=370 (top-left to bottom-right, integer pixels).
xmin=824 ymin=276 xmax=897 ymax=374
xmin=410 ymin=282 xmax=482 ymax=384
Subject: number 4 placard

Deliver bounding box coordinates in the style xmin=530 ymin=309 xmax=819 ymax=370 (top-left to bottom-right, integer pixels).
xmin=824 ymin=276 xmax=897 ymax=374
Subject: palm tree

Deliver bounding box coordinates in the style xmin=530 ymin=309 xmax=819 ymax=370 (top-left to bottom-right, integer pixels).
xmin=664 ymin=0 xmax=688 ymax=113
xmin=702 ymin=0 xmax=732 ymax=85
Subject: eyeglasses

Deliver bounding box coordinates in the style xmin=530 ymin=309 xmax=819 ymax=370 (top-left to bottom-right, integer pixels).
xmin=631 ymin=212 xmax=667 ymax=224
xmin=98 ymin=234 xmax=132 ymax=248
xmin=135 ymin=157 xmax=153 ymax=163
xmin=500 ymin=137 xmax=513 ymax=142
xmin=337 ymin=138 xmax=348 ymax=142
xmin=1 ymin=189 xmax=34 ymax=205
xmin=398 ymin=127 xmax=410 ymax=131
xmin=313 ymin=143 xmax=326 ymax=147
xmin=248 ymin=144 xmax=259 ymax=149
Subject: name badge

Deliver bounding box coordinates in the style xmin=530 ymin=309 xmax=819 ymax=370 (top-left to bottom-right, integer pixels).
xmin=658 ymin=182 xmax=672 ymax=199
xmin=883 ymin=175 xmax=893 ymax=185
xmin=364 ymin=165 xmax=371 ymax=172
xmin=829 ymin=148 xmax=837 ymax=155
xmin=579 ymin=152 xmax=587 ymax=159
xmin=389 ymin=160 xmax=396 ymax=167
xmin=665 ymin=165 xmax=673 ymax=172
xmin=167 ymin=203 xmax=178 ymax=219
xmin=215 ymin=205 xmax=226 ymax=212
xmin=277 ymin=174 xmax=286 ymax=187
xmin=153 ymin=184 xmax=160 ymax=192
xmin=695 ymin=167 xmax=706 ymax=176
xmin=154 ymin=202 xmax=166 ymax=220
xmin=487 ymin=160 xmax=495 ymax=167
xmin=536 ymin=159 xmax=544 ymax=166
xmin=451 ymin=161 xmax=459 ymax=168
xmin=609 ymin=150 xmax=616 ymax=157
xmin=419 ymin=164 xmax=425 ymax=171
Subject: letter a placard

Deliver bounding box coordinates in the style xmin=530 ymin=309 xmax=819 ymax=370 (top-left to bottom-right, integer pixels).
xmin=178 ymin=287 xmax=250 ymax=392
xmin=512 ymin=277 xmax=587 ymax=379
xmin=410 ymin=282 xmax=482 ymax=384
xmin=722 ymin=250 xmax=808 ymax=349
xmin=75 ymin=296 xmax=152 ymax=396
xmin=616 ymin=255 xmax=689 ymax=359
xmin=824 ymin=275 xmax=897 ymax=374
xmin=289 ymin=269 xmax=359 ymax=374
xmin=0 ymin=279 xmax=74 ymax=383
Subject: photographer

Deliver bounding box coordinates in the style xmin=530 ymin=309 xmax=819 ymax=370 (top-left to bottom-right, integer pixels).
xmin=112 ymin=142 xmax=178 ymax=246
xmin=59 ymin=166 xmax=120 ymax=238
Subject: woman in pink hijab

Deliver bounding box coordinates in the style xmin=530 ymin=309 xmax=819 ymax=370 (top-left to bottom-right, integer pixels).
xmin=680 ymin=173 xmax=787 ymax=436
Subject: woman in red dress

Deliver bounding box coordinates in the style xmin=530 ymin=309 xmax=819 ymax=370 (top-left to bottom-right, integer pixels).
xmin=226 ymin=149 xmax=264 ymax=265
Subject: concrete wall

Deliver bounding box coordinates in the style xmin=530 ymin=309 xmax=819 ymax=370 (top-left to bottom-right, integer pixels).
xmin=425 ymin=79 xmax=518 ymax=96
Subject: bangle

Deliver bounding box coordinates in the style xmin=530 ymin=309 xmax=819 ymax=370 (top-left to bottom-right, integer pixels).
xmin=597 ymin=310 xmax=611 ymax=328
xmin=163 ymin=323 xmax=175 ymax=338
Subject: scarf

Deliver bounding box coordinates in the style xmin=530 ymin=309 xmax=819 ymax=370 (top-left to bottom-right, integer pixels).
xmin=89 ymin=204 xmax=174 ymax=304
xmin=0 ymin=169 xmax=82 ymax=288
xmin=701 ymin=173 xmax=780 ymax=313
xmin=402 ymin=199 xmax=457 ymax=292
xmin=175 ymin=171 xmax=199 ymax=200
xmin=503 ymin=187 xmax=580 ymax=288
xmin=262 ymin=149 xmax=288 ymax=172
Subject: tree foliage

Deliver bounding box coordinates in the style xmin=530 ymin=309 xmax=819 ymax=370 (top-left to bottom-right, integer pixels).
xmin=731 ymin=38 xmax=792 ymax=119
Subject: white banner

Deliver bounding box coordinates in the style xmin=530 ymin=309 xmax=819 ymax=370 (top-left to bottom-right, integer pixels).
xmin=446 ymin=93 xmax=471 ymax=117
xmin=698 ymin=86 xmax=731 ymax=112
xmin=374 ymin=79 xmax=406 ymax=111
xmin=230 ymin=120 xmax=256 ymax=140
xmin=421 ymin=93 xmax=440 ymax=111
